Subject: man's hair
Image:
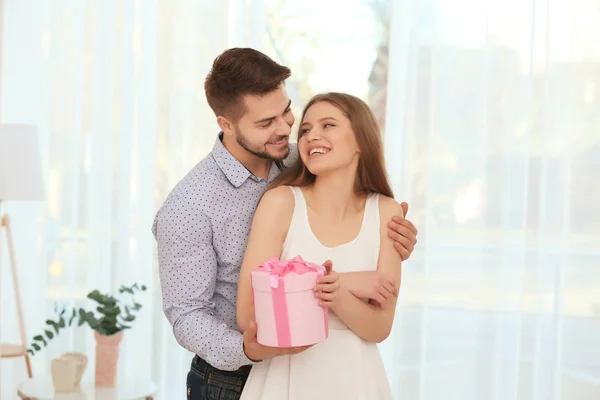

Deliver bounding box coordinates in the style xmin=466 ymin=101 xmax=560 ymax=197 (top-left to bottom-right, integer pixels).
xmin=204 ymin=48 xmax=291 ymax=122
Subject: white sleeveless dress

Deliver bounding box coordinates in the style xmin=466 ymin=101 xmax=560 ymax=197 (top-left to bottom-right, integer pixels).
xmin=240 ymin=186 xmax=393 ymax=400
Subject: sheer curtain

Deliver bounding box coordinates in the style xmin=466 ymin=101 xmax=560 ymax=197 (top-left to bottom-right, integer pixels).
xmin=382 ymin=0 xmax=600 ymax=399
xmin=2 ymin=0 xmax=599 ymax=399
xmin=0 ymin=0 xmax=264 ymax=398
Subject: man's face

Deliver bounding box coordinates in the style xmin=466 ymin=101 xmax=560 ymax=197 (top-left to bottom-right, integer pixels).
xmin=233 ymin=85 xmax=295 ymax=161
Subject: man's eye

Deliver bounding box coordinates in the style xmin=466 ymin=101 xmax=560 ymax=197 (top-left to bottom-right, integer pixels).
xmin=261 ymin=121 xmax=273 ymax=128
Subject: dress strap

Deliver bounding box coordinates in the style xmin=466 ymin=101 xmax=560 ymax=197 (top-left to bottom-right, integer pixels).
xmin=283 ymin=186 xmax=311 ymax=250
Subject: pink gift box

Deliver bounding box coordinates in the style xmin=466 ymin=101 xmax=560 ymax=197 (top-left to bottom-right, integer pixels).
xmin=251 ymin=256 xmax=329 ymax=348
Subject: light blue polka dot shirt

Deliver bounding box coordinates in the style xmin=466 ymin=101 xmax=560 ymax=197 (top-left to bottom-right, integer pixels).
xmin=152 ymin=133 xmax=298 ymax=371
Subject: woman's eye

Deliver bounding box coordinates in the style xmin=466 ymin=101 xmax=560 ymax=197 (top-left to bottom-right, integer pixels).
xmin=323 ymin=123 xmax=334 ymax=128
xmin=299 ymin=128 xmax=309 ymax=135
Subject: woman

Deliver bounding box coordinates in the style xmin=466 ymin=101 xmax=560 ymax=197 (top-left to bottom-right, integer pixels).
xmin=237 ymin=92 xmax=402 ymax=399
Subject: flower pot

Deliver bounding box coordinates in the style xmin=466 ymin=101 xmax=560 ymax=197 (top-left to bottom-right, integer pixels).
xmin=94 ymin=331 xmax=124 ymax=387
xmin=51 ymin=356 xmax=78 ymax=392
xmin=61 ymin=352 xmax=88 ymax=385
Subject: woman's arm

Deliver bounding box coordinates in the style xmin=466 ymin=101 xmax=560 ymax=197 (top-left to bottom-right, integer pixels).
xmin=329 ymin=196 xmax=403 ymax=343
xmin=338 ymin=271 xmax=396 ymax=305
xmin=236 ymin=186 xmax=294 ymax=333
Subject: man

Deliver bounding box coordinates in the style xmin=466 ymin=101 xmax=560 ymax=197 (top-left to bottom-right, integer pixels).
xmin=152 ymin=48 xmax=419 ymax=400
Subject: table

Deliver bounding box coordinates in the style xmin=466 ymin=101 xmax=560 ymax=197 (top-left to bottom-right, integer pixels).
xmin=17 ymin=377 xmax=157 ymax=400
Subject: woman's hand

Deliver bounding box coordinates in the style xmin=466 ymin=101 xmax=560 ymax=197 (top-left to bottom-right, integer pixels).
xmin=342 ymin=271 xmax=396 ymax=305
xmin=313 ymin=260 xmax=341 ymax=308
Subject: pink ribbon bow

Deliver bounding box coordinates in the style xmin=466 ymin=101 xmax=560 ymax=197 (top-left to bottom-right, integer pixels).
xmin=257 ymin=256 xmax=326 ymax=289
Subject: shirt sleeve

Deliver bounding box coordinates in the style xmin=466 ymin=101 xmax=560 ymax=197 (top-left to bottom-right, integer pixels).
xmin=153 ymin=197 xmax=254 ymax=371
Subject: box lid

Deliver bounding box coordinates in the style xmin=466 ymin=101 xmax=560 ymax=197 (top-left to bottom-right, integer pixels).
xmin=251 ymin=270 xmax=319 ymax=293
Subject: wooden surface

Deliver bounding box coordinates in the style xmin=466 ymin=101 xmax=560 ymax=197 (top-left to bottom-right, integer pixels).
xmin=0 ymin=343 xmax=26 ymax=358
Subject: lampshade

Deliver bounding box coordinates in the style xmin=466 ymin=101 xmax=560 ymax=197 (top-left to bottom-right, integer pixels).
xmin=0 ymin=124 xmax=45 ymax=201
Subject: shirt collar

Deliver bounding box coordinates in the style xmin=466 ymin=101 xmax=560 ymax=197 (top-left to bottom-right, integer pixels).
xmin=267 ymin=160 xmax=282 ymax=183
xmin=211 ymin=133 xmax=282 ymax=187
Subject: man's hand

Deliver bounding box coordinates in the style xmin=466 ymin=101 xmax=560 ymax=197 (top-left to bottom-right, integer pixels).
xmin=387 ymin=202 xmax=418 ymax=261
xmin=242 ymin=321 xmax=311 ymax=362
xmin=313 ymin=259 xmax=340 ymax=308
xmin=341 ymin=271 xmax=396 ymax=305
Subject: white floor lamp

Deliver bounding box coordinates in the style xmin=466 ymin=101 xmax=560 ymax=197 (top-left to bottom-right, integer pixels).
xmin=0 ymin=124 xmax=45 ymax=382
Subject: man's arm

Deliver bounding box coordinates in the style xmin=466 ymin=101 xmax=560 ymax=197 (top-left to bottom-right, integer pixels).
xmin=153 ymin=199 xmax=252 ymax=371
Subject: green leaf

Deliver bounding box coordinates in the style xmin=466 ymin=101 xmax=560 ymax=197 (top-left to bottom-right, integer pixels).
xmin=27 ymin=349 xmax=34 ymax=356
xmin=98 ymin=305 xmax=118 ymax=315
xmin=45 ymin=330 xmax=54 ymax=339
xmin=68 ymin=309 xmax=77 ymax=326
xmin=58 ymin=317 xmax=66 ymax=328
xmin=33 ymin=335 xmax=48 ymax=346
xmin=77 ymin=309 xmax=87 ymax=326
xmin=32 ymin=343 xmax=41 ymax=351
xmin=120 ymin=287 xmax=133 ymax=295
xmin=87 ymin=290 xmax=103 ymax=303
xmin=46 ymin=320 xmax=59 ymax=333
xmin=141 ymin=285 xmax=147 ymax=290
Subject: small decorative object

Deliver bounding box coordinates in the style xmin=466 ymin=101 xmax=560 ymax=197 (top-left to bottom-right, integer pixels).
xmin=251 ymin=256 xmax=328 ymax=347
xmin=28 ymin=283 xmax=147 ymax=388
xmin=61 ymin=352 xmax=88 ymax=385
xmin=51 ymin=354 xmax=78 ymax=392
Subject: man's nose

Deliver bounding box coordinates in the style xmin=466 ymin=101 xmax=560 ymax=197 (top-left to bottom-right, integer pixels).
xmin=273 ymin=116 xmax=291 ymax=136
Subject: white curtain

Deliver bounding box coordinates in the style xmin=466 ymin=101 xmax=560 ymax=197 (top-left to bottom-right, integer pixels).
xmin=0 ymin=0 xmax=264 ymax=398
xmin=382 ymin=0 xmax=600 ymax=399
xmin=2 ymin=0 xmax=599 ymax=399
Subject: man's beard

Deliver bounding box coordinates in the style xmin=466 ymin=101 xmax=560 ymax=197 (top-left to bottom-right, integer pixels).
xmin=235 ymin=130 xmax=290 ymax=161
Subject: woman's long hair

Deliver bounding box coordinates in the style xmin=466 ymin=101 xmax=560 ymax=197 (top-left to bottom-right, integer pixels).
xmin=270 ymin=92 xmax=394 ymax=198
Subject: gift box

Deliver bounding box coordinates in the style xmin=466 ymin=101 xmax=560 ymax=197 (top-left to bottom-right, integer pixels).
xmin=251 ymin=256 xmax=329 ymax=347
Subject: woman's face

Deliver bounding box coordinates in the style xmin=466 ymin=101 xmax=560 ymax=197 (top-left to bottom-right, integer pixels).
xmin=297 ymin=101 xmax=360 ymax=176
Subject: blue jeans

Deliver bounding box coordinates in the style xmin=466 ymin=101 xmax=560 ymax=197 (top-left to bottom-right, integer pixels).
xmin=186 ymin=356 xmax=251 ymax=400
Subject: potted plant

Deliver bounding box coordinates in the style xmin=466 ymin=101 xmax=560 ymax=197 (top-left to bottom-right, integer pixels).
xmin=28 ymin=283 xmax=147 ymax=387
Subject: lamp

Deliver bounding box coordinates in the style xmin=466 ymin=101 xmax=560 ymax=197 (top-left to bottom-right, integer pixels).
xmin=0 ymin=123 xmax=45 ymax=379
